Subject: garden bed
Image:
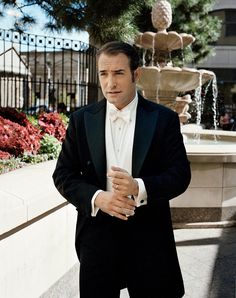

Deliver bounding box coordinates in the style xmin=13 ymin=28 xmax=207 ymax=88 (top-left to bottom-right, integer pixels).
xmin=0 ymin=107 xmax=68 ymax=175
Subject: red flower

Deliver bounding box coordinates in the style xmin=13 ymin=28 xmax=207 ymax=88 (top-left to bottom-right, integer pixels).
xmin=0 ymin=150 xmax=12 ymax=160
xmin=0 ymin=116 xmax=41 ymax=157
xmin=38 ymin=112 xmax=66 ymax=142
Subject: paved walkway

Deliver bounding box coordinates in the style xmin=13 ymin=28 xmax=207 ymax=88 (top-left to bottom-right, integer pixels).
xmin=119 ymin=227 xmax=236 ymax=298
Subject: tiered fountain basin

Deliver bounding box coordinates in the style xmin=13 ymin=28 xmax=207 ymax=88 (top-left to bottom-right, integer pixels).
xmin=135 ymin=31 xmax=195 ymax=51
xmin=137 ymin=66 xmax=215 ymax=102
xmin=171 ymin=126 xmax=236 ymax=227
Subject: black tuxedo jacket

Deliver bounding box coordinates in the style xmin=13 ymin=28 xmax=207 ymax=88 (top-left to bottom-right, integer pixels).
xmin=53 ymin=94 xmax=191 ymax=296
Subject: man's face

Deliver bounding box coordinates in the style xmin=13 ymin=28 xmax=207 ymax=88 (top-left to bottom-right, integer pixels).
xmin=97 ymin=53 xmax=140 ymax=110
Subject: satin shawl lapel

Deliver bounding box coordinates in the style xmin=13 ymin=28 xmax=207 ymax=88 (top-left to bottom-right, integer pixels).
xmin=132 ymin=96 xmax=159 ymax=177
xmin=84 ymin=100 xmax=106 ymax=187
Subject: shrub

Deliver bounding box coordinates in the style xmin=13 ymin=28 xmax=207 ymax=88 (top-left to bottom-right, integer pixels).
xmin=27 ymin=114 xmax=39 ymax=127
xmin=0 ymin=107 xmax=29 ymax=127
xmin=38 ymin=112 xmax=66 ymax=142
xmin=21 ymin=153 xmax=49 ymax=164
xmin=38 ymin=133 xmax=62 ymax=159
xmin=0 ymin=150 xmax=12 ymax=160
xmin=0 ymin=116 xmax=41 ymax=157
xmin=0 ymin=158 xmax=24 ymax=174
xmin=0 ymin=108 xmax=67 ymax=174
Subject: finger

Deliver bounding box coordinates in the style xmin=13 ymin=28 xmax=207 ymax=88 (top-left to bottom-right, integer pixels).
xmin=116 ymin=195 xmax=137 ymax=207
xmin=108 ymin=171 xmax=127 ymax=180
xmin=112 ymin=183 xmax=127 ymax=194
xmin=111 ymin=182 xmax=124 ymax=193
xmin=114 ymin=189 xmax=130 ymax=198
xmin=113 ymin=213 xmax=129 ymax=221
xmin=110 ymin=166 xmax=127 ymax=173
xmin=113 ymin=183 xmax=120 ymax=190
xmin=107 ymin=167 xmax=129 ymax=179
xmin=122 ymin=208 xmax=135 ymax=216
xmin=117 ymin=204 xmax=136 ymax=214
xmin=113 ymin=206 xmax=135 ymax=218
xmin=113 ymin=183 xmax=132 ymax=197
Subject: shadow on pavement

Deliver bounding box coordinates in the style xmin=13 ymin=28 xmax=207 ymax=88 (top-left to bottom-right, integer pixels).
xmin=175 ymin=224 xmax=236 ymax=298
xmin=208 ymin=225 xmax=236 ymax=298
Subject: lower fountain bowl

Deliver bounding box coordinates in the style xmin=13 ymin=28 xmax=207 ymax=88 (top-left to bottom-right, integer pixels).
xmin=171 ymin=125 xmax=236 ymax=228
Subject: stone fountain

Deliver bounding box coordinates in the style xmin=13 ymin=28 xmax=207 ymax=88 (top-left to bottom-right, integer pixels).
xmin=135 ymin=0 xmax=216 ymax=124
xmin=135 ymin=0 xmax=236 ymax=227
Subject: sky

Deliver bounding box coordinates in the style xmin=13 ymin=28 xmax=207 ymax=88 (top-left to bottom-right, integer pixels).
xmin=0 ymin=4 xmax=89 ymax=44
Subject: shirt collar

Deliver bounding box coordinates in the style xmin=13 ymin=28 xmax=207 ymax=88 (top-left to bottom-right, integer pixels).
xmin=106 ymin=92 xmax=138 ymax=115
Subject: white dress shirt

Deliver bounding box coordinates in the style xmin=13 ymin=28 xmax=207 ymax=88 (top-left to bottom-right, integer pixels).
xmin=91 ymin=92 xmax=147 ymax=216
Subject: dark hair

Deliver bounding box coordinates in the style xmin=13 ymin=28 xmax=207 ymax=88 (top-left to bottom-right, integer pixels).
xmin=96 ymin=41 xmax=140 ymax=71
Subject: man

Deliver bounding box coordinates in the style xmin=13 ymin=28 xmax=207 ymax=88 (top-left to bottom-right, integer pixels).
xmin=53 ymin=41 xmax=191 ymax=298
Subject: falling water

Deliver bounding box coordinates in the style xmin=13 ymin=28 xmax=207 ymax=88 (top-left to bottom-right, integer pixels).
xmin=193 ymin=132 xmax=201 ymax=144
xmin=168 ymin=51 xmax=172 ymax=66
xmin=185 ymin=44 xmax=195 ymax=66
xmin=180 ymin=48 xmax=185 ymax=66
xmin=180 ymin=36 xmax=184 ymax=66
xmin=200 ymin=79 xmax=212 ymax=115
xmin=212 ymin=74 xmax=218 ymax=130
xmin=194 ymin=73 xmax=218 ymax=128
xmin=194 ymin=72 xmax=202 ymax=126
xmin=151 ymin=37 xmax=155 ymax=66
xmin=142 ymin=49 xmax=147 ymax=66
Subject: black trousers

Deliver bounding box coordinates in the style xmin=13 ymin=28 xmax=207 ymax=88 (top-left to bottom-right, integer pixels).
xmin=80 ymin=282 xmax=182 ymax=298
xmin=78 ymin=215 xmax=184 ymax=298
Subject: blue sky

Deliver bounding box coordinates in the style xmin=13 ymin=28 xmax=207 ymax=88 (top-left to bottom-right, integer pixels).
xmin=0 ymin=4 xmax=89 ymax=44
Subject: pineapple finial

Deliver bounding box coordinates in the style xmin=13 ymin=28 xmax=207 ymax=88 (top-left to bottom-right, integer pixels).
xmin=151 ymin=0 xmax=172 ymax=32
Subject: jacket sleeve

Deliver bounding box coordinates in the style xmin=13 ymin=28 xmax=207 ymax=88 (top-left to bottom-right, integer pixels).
xmin=52 ymin=112 xmax=100 ymax=217
xmin=142 ymin=112 xmax=191 ymax=202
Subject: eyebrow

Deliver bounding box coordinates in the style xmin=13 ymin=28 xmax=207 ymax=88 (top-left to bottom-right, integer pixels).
xmin=98 ymin=69 xmax=125 ymax=74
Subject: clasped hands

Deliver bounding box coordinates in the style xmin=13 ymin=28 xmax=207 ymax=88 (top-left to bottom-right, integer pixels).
xmin=95 ymin=166 xmax=138 ymax=221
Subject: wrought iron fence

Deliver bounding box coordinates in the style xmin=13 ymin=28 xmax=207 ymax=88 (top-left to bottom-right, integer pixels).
xmin=0 ymin=28 xmax=99 ymax=114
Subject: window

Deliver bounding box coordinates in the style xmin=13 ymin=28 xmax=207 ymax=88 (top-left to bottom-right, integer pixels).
xmin=225 ymin=10 xmax=236 ymax=37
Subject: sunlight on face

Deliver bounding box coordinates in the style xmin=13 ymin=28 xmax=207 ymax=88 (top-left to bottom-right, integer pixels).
xmin=98 ymin=53 xmax=140 ymax=110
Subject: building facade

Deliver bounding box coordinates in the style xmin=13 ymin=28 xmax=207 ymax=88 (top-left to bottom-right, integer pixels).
xmin=0 ymin=29 xmax=98 ymax=112
xmin=198 ymin=0 xmax=236 ymax=117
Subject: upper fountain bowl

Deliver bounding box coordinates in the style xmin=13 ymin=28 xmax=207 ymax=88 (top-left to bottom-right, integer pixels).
xmin=135 ymin=31 xmax=195 ymax=52
xmin=135 ymin=0 xmax=195 ymax=52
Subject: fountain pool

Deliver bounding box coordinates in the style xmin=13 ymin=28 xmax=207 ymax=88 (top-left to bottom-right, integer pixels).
xmin=182 ymin=125 xmax=236 ymax=155
xmin=171 ymin=126 xmax=236 ymax=227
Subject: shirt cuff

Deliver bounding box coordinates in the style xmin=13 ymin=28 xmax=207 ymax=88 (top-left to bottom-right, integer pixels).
xmin=91 ymin=190 xmax=103 ymax=217
xmin=134 ymin=178 xmax=147 ymax=207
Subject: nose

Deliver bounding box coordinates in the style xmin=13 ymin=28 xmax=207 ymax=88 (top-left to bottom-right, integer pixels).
xmin=107 ymin=75 xmax=117 ymax=89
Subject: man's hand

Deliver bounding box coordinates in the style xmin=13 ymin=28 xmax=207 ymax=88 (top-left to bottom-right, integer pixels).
xmin=94 ymin=191 xmax=136 ymax=221
xmin=107 ymin=166 xmax=139 ymax=197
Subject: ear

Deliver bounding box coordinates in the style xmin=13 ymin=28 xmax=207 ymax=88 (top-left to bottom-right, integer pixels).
xmin=133 ymin=67 xmax=141 ymax=83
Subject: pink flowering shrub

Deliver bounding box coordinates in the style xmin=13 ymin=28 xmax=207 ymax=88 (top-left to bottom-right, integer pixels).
xmin=0 ymin=107 xmax=29 ymax=127
xmin=0 ymin=150 xmax=12 ymax=160
xmin=38 ymin=112 xmax=66 ymax=142
xmin=0 ymin=108 xmax=67 ymax=172
xmin=0 ymin=116 xmax=41 ymax=157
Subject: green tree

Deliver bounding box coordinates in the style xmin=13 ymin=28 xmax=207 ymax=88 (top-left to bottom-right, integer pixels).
xmin=170 ymin=0 xmax=222 ymax=63
xmin=134 ymin=0 xmax=222 ymax=63
xmin=0 ymin=0 xmax=221 ymax=61
xmin=0 ymin=0 xmax=151 ymax=46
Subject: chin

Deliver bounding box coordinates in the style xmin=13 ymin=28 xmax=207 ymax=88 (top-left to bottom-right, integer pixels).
xmin=107 ymin=97 xmax=119 ymax=104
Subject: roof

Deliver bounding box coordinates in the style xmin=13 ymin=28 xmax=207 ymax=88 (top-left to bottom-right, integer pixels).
xmin=213 ymin=0 xmax=236 ymax=10
xmin=0 ymin=47 xmax=31 ymax=76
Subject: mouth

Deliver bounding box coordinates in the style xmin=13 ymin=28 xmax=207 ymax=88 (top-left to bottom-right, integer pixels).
xmin=107 ymin=91 xmax=121 ymax=95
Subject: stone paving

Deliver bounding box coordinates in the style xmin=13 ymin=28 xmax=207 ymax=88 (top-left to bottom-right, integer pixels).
xmin=119 ymin=227 xmax=236 ymax=298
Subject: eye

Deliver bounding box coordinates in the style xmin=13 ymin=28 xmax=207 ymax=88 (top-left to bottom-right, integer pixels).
xmin=99 ymin=72 xmax=107 ymax=77
xmin=116 ymin=71 xmax=124 ymax=75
